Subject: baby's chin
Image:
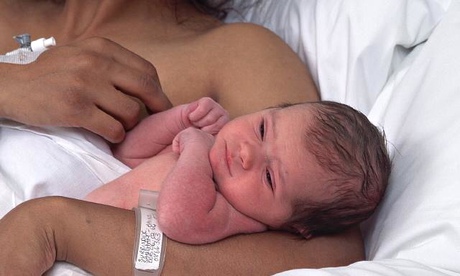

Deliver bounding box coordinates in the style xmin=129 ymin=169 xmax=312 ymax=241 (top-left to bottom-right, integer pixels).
xmin=211 ymin=170 xmax=228 ymax=195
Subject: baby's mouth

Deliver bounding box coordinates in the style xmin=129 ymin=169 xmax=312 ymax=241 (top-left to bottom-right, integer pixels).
xmin=225 ymin=141 xmax=233 ymax=177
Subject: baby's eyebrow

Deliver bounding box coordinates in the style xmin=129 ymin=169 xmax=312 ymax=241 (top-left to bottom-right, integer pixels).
xmin=268 ymin=109 xmax=288 ymax=190
xmin=268 ymin=109 xmax=278 ymax=141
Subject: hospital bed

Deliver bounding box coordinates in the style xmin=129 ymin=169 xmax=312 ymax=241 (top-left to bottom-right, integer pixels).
xmin=1 ymin=0 xmax=459 ymax=275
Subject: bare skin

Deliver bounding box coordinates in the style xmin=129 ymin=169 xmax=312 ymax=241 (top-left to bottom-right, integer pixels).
xmin=0 ymin=0 xmax=364 ymax=275
xmin=0 ymin=0 xmax=314 ymax=118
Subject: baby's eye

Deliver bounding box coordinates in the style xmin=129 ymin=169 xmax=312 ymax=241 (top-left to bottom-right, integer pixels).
xmin=259 ymin=120 xmax=265 ymax=140
xmin=266 ymin=169 xmax=273 ymax=190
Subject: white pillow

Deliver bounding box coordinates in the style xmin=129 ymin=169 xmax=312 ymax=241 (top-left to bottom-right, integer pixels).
xmin=227 ymin=0 xmax=450 ymax=113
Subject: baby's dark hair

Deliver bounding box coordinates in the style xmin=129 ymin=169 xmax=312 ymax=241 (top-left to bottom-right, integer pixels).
xmin=280 ymin=101 xmax=391 ymax=238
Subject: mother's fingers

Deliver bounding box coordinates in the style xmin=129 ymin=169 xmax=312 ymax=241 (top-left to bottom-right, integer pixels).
xmin=78 ymin=37 xmax=172 ymax=113
xmin=93 ymin=86 xmax=143 ymax=130
xmin=109 ymin=61 xmax=172 ymax=114
xmin=80 ymin=107 xmax=126 ymax=143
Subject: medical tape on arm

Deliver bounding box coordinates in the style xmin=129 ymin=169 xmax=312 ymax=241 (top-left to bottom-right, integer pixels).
xmin=133 ymin=190 xmax=166 ymax=276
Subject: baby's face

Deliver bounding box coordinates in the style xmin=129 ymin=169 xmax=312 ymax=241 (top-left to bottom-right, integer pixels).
xmin=209 ymin=104 xmax=331 ymax=227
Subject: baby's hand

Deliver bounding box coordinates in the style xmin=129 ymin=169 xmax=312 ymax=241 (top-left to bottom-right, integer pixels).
xmin=186 ymin=97 xmax=229 ymax=135
xmin=172 ymin=127 xmax=214 ymax=155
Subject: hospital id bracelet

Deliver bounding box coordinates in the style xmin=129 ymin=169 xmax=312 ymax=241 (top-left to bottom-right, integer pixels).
xmin=133 ymin=190 xmax=166 ymax=276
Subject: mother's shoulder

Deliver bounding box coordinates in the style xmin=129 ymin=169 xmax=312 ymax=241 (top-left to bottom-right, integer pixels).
xmin=208 ymin=22 xmax=277 ymax=37
xmin=202 ymin=22 xmax=288 ymax=52
xmin=197 ymin=21 xmax=305 ymax=75
xmin=192 ymin=22 xmax=318 ymax=116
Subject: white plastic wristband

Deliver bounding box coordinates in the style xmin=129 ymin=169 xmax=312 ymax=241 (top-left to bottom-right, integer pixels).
xmin=133 ymin=190 xmax=166 ymax=276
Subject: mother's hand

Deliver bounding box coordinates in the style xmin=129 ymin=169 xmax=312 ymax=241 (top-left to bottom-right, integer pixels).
xmin=0 ymin=37 xmax=171 ymax=143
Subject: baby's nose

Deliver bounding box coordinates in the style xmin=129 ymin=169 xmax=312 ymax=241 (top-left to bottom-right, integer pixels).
xmin=239 ymin=142 xmax=261 ymax=169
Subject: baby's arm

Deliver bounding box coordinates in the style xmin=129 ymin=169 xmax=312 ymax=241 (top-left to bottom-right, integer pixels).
xmin=157 ymin=128 xmax=266 ymax=244
xmin=114 ymin=97 xmax=229 ymax=167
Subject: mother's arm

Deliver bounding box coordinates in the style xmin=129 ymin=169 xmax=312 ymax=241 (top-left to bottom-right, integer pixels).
xmin=166 ymin=228 xmax=364 ymax=275
xmin=0 ymin=197 xmax=363 ymax=275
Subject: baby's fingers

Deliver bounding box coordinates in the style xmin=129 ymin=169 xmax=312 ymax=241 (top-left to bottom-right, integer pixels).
xmin=200 ymin=114 xmax=229 ymax=134
xmin=188 ymin=99 xmax=229 ymax=133
xmin=188 ymin=98 xmax=225 ymax=120
xmin=172 ymin=133 xmax=183 ymax=154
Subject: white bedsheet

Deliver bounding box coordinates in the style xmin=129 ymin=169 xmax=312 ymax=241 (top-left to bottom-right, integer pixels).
xmin=0 ymin=122 xmax=129 ymax=217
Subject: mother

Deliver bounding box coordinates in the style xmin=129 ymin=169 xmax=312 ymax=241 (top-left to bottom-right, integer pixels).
xmin=0 ymin=0 xmax=364 ymax=275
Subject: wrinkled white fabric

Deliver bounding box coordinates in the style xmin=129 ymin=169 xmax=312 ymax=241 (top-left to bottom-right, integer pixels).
xmin=227 ymin=0 xmax=451 ymax=114
xmin=0 ymin=121 xmax=129 ymax=218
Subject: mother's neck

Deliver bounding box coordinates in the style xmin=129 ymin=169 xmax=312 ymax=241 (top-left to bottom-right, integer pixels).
xmin=56 ymin=0 xmax=219 ymax=44
xmin=0 ymin=0 xmax=221 ymax=52
xmin=59 ymin=0 xmax=170 ymax=40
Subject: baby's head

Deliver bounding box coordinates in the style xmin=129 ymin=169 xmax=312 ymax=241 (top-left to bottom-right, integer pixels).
xmin=211 ymin=100 xmax=391 ymax=239
xmin=280 ymin=101 xmax=391 ymax=239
